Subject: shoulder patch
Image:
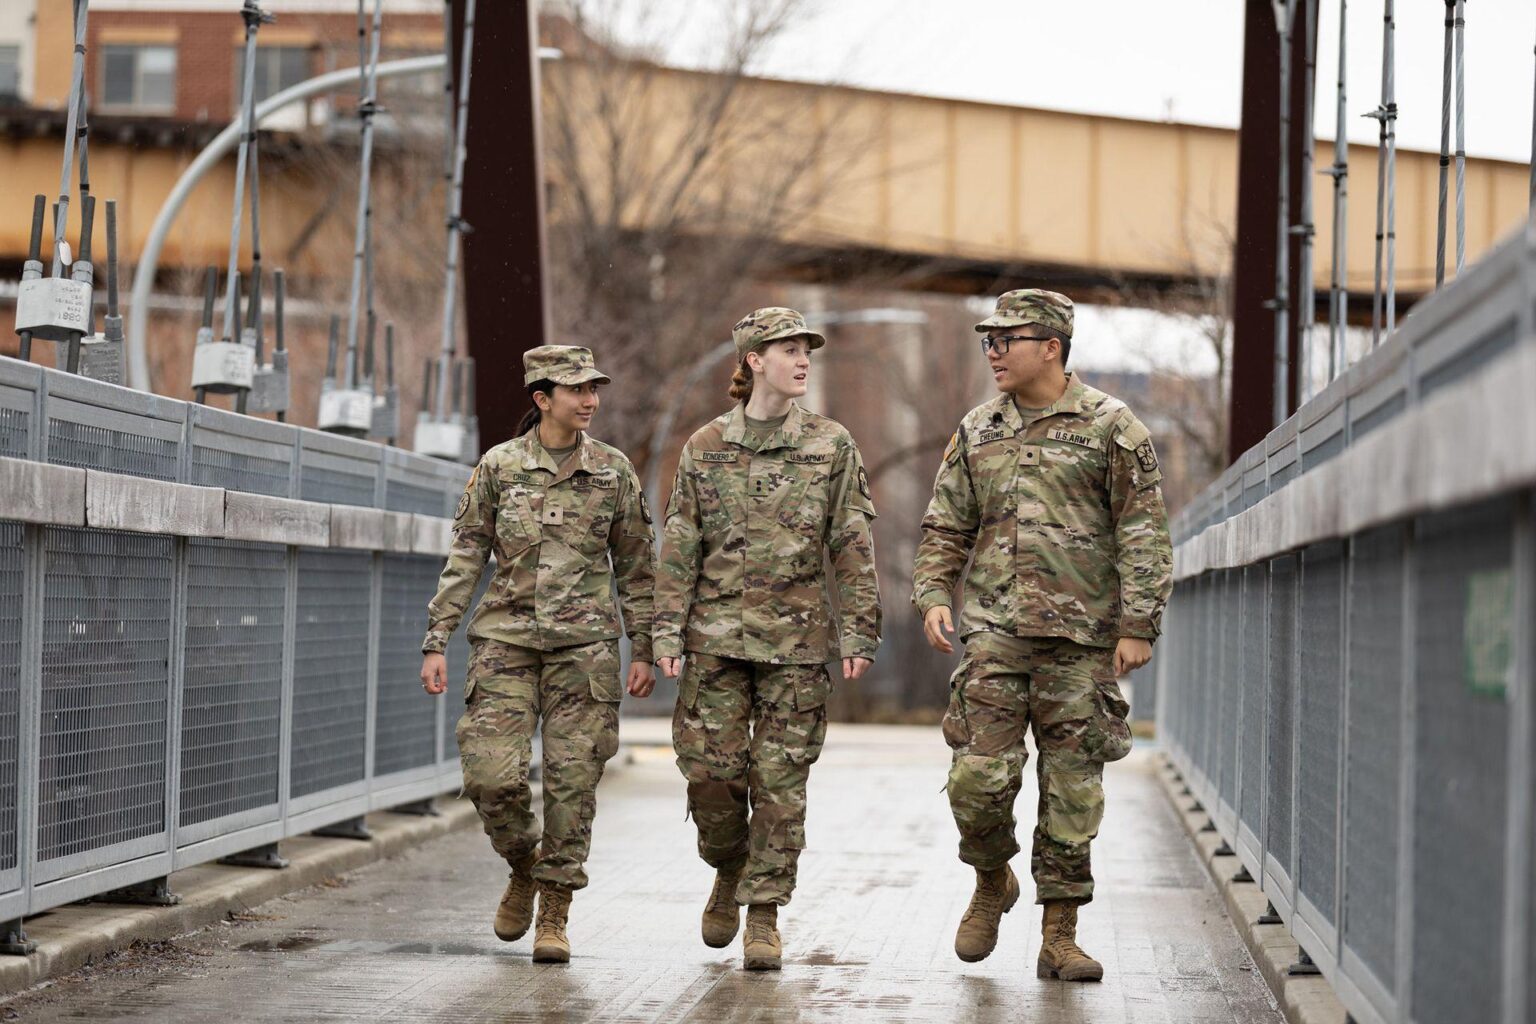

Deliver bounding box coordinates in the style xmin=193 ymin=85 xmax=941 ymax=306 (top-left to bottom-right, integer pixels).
xmin=639 ymin=490 xmax=653 ymax=524
xmin=858 ymin=466 xmax=871 ymax=500
xmin=1135 ymin=440 xmax=1158 ymax=473
xmin=696 ymin=450 xmax=738 ymax=463
xmin=455 ymin=490 xmax=470 ymax=521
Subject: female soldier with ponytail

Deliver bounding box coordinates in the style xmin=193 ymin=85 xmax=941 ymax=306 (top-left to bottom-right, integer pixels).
xmin=420 ymin=345 xmax=655 ymax=965
xmin=655 ymin=307 xmax=882 ymax=971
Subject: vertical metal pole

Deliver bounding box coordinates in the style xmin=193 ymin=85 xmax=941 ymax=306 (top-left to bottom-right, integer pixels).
xmin=1530 ymin=33 xmax=1536 ymax=219
xmin=1327 ymin=0 xmax=1348 ymax=381
xmin=222 ymin=5 xmax=266 ymax=344
xmin=344 ymin=0 xmax=384 ymax=391
xmin=1383 ymin=1 xmax=1398 ymax=338
xmin=1297 ymin=0 xmax=1319 ymax=403
xmin=50 ymin=0 xmax=88 ymax=279
xmin=1452 ymin=0 xmax=1466 ymax=275
xmin=1273 ymin=0 xmax=1296 ymax=425
xmin=17 ymin=195 xmax=45 ymax=362
xmin=273 ymin=269 xmax=287 ymax=423
xmin=1436 ymin=0 xmax=1454 ymax=289
xmin=436 ymin=0 xmax=476 ymax=422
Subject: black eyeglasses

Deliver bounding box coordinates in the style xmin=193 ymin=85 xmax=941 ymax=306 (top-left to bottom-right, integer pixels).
xmin=980 ymin=334 xmax=1052 ymax=356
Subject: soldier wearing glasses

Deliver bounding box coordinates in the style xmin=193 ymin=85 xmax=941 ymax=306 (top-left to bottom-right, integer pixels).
xmin=912 ymin=289 xmax=1172 ymax=982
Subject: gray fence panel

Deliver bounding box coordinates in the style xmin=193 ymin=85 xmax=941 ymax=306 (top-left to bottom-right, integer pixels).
xmin=1410 ymin=499 xmax=1516 ymax=1024
xmin=38 ymin=528 xmax=172 ymax=864
xmin=298 ymin=431 xmax=382 ymax=509
xmin=179 ymin=540 xmax=286 ymax=829
xmin=1239 ymin=563 xmax=1267 ymax=839
xmin=1266 ymin=555 xmax=1297 ymax=887
xmin=1217 ymin=568 xmax=1240 ymax=813
xmin=1196 ymin=574 xmax=1215 ymax=787
xmin=186 ymin=406 xmax=297 ymax=498
xmin=291 ymin=549 xmax=373 ymax=798
xmin=0 ymin=405 xmax=28 ymax=458
xmin=1297 ymin=541 xmax=1344 ymax=931
xmin=1343 ymin=524 xmax=1404 ymax=996
xmin=374 ymin=555 xmax=442 ymax=776
xmin=0 ymin=523 xmax=22 ymax=873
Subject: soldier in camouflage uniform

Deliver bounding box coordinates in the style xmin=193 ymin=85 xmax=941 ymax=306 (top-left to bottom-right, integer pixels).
xmin=913 ymin=289 xmax=1172 ymax=981
xmin=420 ymin=345 xmax=655 ymax=965
xmin=655 ymin=307 xmax=882 ymax=971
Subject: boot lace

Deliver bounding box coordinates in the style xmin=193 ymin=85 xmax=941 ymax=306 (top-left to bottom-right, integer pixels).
xmin=502 ymin=872 xmax=536 ymax=909
xmin=746 ymin=914 xmax=776 ymax=944
xmin=962 ymin=877 xmax=1004 ymax=922
xmin=1046 ymin=905 xmax=1090 ymax=960
xmin=707 ymin=870 xmax=739 ymax=915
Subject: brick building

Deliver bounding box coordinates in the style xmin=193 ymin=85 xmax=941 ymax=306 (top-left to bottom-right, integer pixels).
xmin=31 ymin=0 xmax=442 ymax=129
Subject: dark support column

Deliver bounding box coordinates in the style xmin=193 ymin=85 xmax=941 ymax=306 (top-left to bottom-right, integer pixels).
xmin=1230 ymin=0 xmax=1312 ymax=463
xmin=451 ymin=0 xmax=551 ymax=446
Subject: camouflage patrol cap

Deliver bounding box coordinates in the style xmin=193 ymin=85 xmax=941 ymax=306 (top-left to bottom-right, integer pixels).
xmin=974 ymin=288 xmax=1074 ymax=338
xmin=731 ymin=307 xmax=827 ymax=360
xmin=522 ymin=345 xmax=611 ymax=388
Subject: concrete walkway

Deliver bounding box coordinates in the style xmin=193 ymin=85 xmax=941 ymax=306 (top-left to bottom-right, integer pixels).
xmin=4 ymin=723 xmax=1282 ymax=1023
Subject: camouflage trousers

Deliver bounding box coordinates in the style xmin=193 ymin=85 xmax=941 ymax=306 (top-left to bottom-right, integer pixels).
xmin=455 ymin=638 xmax=622 ymax=891
xmin=672 ymin=654 xmax=831 ymax=907
xmin=941 ymin=632 xmax=1133 ymax=904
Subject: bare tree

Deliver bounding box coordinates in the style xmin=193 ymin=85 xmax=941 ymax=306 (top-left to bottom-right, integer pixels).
xmin=539 ymin=0 xmax=870 ymax=473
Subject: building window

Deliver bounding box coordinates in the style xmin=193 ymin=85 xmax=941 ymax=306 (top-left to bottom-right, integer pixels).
xmin=101 ymin=45 xmax=177 ymax=113
xmin=235 ymin=46 xmax=311 ymax=108
xmin=0 ymin=45 xmax=20 ymax=103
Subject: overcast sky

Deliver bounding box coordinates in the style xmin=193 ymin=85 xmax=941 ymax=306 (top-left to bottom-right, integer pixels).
xmin=643 ymin=0 xmax=1536 ymax=164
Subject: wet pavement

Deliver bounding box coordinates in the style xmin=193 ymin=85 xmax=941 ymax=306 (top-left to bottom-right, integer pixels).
xmin=6 ymin=723 xmax=1281 ymax=1023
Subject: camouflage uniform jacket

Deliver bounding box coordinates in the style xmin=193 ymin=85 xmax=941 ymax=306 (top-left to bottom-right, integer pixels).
xmin=422 ymin=430 xmax=655 ymax=659
xmin=912 ymin=373 xmax=1172 ymax=648
xmin=655 ymin=403 xmax=881 ymax=665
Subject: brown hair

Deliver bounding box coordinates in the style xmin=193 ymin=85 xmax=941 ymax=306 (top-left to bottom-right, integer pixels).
xmin=728 ymin=356 xmax=754 ymax=402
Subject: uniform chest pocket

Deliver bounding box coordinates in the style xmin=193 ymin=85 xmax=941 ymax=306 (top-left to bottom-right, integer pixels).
xmin=1021 ymin=438 xmax=1108 ymax=497
xmin=755 ymin=455 xmax=830 ymax=534
xmin=495 ymin=485 xmax=538 ymax=551
xmin=694 ymin=462 xmax=745 ymax=532
xmin=548 ymin=478 xmax=617 ymax=557
xmin=966 ymin=440 xmax=1020 ymax=511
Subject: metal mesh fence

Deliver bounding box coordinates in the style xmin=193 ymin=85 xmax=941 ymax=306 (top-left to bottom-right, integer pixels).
xmin=1297 ymin=541 xmax=1344 ymax=926
xmin=374 ymin=555 xmax=442 ymax=776
xmin=291 ymin=549 xmax=372 ymax=798
xmin=1410 ymin=499 xmax=1514 ymax=1024
xmin=385 ymin=480 xmax=447 ymax=517
xmin=179 ymin=540 xmax=286 ymax=828
xmin=38 ymin=528 xmax=172 ymax=862
xmin=1239 ymin=564 xmax=1267 ymax=837
xmin=0 ymin=407 xmax=28 ymax=458
xmin=1265 ymin=555 xmax=1297 ymax=879
xmin=47 ymin=419 xmax=179 ymax=481
xmin=1218 ymin=569 xmax=1240 ymax=810
xmin=0 ymin=522 xmax=22 ymax=871
xmin=299 ymin=464 xmax=377 ymax=508
xmin=188 ymin=445 xmax=293 ymax=497
xmin=1343 ymin=525 xmax=1404 ymax=990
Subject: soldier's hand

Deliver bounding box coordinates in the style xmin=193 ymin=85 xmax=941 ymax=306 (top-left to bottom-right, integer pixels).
xmin=626 ymin=662 xmax=656 ymax=698
xmin=1114 ymin=637 xmax=1152 ymax=677
xmin=923 ymin=606 xmax=956 ymax=654
xmin=842 ymin=657 xmax=873 ymax=681
xmin=658 ymin=657 xmax=682 ymax=678
xmin=420 ymin=653 xmax=448 ymax=695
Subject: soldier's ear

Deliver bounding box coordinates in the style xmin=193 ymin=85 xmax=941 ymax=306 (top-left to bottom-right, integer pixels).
xmin=533 ymin=389 xmax=553 ymax=412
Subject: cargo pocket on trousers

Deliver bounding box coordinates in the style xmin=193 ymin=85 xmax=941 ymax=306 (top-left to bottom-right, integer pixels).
xmin=677 ymin=658 xmax=703 ymax=709
xmin=783 ymin=709 xmax=827 ymax=766
xmin=940 ymin=662 xmax=971 ymax=749
xmin=1091 ymin=679 xmax=1133 ymax=763
xmin=792 ymin=666 xmax=831 ymax=713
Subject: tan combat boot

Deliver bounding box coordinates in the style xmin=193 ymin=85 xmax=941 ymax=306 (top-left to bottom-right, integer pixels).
xmin=701 ymin=861 xmax=745 ymax=948
xmin=1037 ymin=899 xmax=1104 ymax=981
xmin=493 ymin=849 xmax=538 ymax=941
xmin=742 ymin=903 xmax=782 ymax=971
xmin=532 ymin=885 xmax=572 ymax=964
xmin=953 ymin=864 xmax=1020 ymax=962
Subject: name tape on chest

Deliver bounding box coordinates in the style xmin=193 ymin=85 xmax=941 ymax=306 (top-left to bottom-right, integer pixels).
xmin=784 ymin=451 xmax=833 ymax=464
xmin=1047 ymin=429 xmax=1102 ymax=450
xmin=696 ymin=450 xmax=738 ymax=463
xmin=974 ymin=428 xmax=1011 ymax=445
